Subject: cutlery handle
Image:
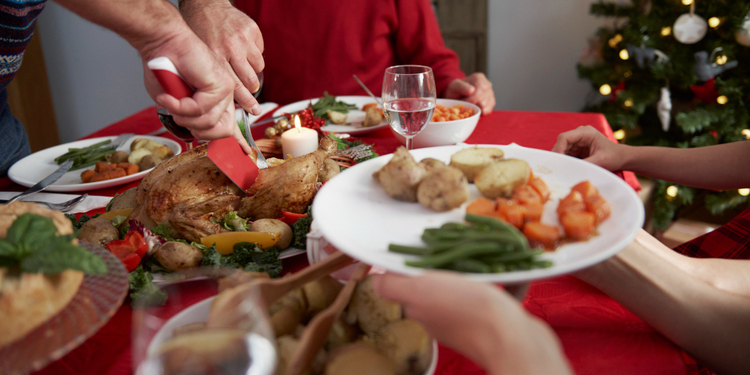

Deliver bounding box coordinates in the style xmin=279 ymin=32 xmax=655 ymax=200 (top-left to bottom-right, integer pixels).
xmin=147 ymin=57 xmax=195 ymax=99
xmin=8 ymin=159 xmax=74 ymax=203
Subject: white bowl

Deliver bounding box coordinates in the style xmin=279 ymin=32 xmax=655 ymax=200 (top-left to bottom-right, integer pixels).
xmin=391 ymin=98 xmax=481 ymax=148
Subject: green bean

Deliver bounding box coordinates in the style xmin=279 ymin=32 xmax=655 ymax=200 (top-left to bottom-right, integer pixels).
xmin=406 ymin=242 xmax=503 ymax=268
xmin=448 ymin=259 xmax=492 ymax=273
xmin=482 ymin=249 xmax=544 ymax=263
xmin=531 ymin=260 xmax=553 ymax=269
xmin=440 ymin=222 xmax=469 ymax=232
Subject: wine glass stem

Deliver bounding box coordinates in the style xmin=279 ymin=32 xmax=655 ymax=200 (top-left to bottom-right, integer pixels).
xmin=186 ymin=140 xmax=194 ymax=151
xmin=405 ymin=136 xmax=414 ymax=150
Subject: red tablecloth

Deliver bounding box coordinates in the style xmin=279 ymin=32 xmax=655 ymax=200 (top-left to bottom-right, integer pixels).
xmin=22 ymin=106 xmax=689 ymax=375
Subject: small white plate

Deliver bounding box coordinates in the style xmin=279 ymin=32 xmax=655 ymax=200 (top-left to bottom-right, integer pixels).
xmin=272 ymin=96 xmax=389 ymax=135
xmin=8 ymin=135 xmax=181 ymax=192
xmin=312 ymin=144 xmax=645 ymax=284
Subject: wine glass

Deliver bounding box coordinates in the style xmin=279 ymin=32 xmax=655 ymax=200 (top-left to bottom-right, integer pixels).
xmin=252 ymin=71 xmax=264 ymax=99
xmin=382 ymin=65 xmax=436 ymax=150
xmin=132 ymin=268 xmax=277 ymax=375
xmin=157 ymin=106 xmax=195 ymax=150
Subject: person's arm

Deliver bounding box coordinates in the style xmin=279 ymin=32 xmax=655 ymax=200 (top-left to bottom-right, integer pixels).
xmin=52 ymin=0 xmax=252 ymax=154
xmin=179 ymin=0 xmax=265 ymax=115
xmin=444 ymin=72 xmax=496 ymax=115
xmin=373 ymin=272 xmax=573 ymax=375
xmin=575 ymin=229 xmax=750 ymax=375
xmin=553 ymin=125 xmax=750 ymax=190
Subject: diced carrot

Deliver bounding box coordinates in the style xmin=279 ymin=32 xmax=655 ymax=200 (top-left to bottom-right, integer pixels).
xmin=362 ymin=103 xmax=379 ymax=111
xmin=585 ymin=195 xmax=611 ymax=224
xmin=523 ymin=222 xmax=561 ymax=249
xmin=496 ymin=200 xmax=524 ymax=229
xmin=560 ymin=211 xmax=596 ymax=240
xmin=118 ymin=163 xmax=140 ymax=175
xmin=90 ymin=167 xmax=127 ymax=182
xmin=571 ymin=181 xmax=599 ymax=199
xmin=80 ymin=169 xmax=96 ymax=183
xmin=466 ymin=197 xmax=497 ymax=217
xmin=557 ymin=191 xmax=586 ymax=217
xmin=528 ymin=177 xmax=550 ymax=202
xmin=512 ymin=185 xmax=543 ymax=206
xmin=95 ymin=161 xmax=115 ymax=173
xmin=449 ymin=107 xmax=460 ymax=115
xmin=521 ymin=202 xmax=544 ymax=223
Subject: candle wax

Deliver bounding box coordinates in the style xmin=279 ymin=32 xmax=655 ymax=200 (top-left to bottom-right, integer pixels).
xmin=281 ymin=127 xmax=319 ymax=158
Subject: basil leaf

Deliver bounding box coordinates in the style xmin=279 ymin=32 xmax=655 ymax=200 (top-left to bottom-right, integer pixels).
xmin=6 ymin=213 xmax=58 ymax=251
xmin=0 ymin=239 xmax=20 ymax=259
xmin=21 ymin=241 xmax=107 ymax=275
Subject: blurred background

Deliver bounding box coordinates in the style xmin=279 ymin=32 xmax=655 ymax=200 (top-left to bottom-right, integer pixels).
xmin=22 ymin=0 xmax=603 ymax=145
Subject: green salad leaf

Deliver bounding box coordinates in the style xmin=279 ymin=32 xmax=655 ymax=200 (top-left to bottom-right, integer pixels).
xmin=291 ymin=207 xmax=313 ymax=250
xmin=129 ymin=265 xmax=168 ymax=307
xmin=312 ymin=92 xmax=358 ymax=119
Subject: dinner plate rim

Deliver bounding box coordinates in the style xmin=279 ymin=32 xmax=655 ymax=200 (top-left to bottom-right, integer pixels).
xmin=312 ymin=143 xmax=645 ymax=284
xmin=8 ymin=135 xmax=182 ymax=193
xmin=272 ymin=95 xmax=390 ymax=135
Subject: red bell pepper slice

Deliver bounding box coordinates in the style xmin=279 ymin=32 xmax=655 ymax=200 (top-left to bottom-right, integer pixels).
xmin=105 ymin=230 xmax=148 ymax=272
xmin=278 ymin=211 xmax=307 ymax=226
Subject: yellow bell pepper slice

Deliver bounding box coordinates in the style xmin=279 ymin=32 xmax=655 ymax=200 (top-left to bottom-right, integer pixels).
xmin=200 ymin=231 xmax=281 ymax=255
xmin=98 ymin=208 xmax=134 ymax=220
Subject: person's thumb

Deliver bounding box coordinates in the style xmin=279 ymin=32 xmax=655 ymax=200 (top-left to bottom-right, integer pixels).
xmin=446 ymin=79 xmax=476 ymax=99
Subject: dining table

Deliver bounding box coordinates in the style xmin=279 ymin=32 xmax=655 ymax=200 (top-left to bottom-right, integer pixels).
xmin=1 ymin=106 xmax=693 ymax=375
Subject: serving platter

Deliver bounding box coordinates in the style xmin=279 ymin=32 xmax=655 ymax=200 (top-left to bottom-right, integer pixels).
xmin=272 ymin=96 xmax=389 ymax=135
xmin=312 ymin=144 xmax=644 ymax=284
xmin=8 ymin=135 xmax=182 ymax=193
xmin=0 ymin=242 xmax=129 ymax=375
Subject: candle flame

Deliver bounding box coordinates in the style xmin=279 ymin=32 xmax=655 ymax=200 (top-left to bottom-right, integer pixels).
xmin=294 ymin=114 xmax=302 ymax=132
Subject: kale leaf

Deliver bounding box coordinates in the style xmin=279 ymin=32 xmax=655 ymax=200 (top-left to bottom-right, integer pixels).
xmin=128 ymin=265 xmax=168 ymax=307
xmin=200 ymin=242 xmax=282 ymax=278
xmin=291 ymin=207 xmax=313 ymax=250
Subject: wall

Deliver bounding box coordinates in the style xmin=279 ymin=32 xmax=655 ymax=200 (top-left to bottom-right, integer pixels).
xmin=37 ymin=1 xmax=605 ymax=141
xmin=487 ymin=0 xmax=606 ymax=111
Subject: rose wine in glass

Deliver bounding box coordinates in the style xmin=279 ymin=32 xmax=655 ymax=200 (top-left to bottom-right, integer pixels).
xmin=382 ymin=65 xmax=436 ymax=150
xmin=157 ymin=106 xmax=195 ymax=150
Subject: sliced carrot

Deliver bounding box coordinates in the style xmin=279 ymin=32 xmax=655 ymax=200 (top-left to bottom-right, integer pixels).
xmin=523 ymin=222 xmax=561 ymax=249
xmin=557 ymin=191 xmax=586 ymax=217
xmin=521 ymin=202 xmax=544 ymax=223
xmin=585 ymin=195 xmax=611 ymax=224
xmin=118 ymin=163 xmax=140 ymax=175
xmin=80 ymin=169 xmax=96 ymax=183
xmin=560 ymin=211 xmax=596 ymax=240
xmin=571 ymin=181 xmax=599 ymax=200
xmin=528 ymin=177 xmax=550 ymax=202
xmin=512 ymin=185 xmax=543 ymax=206
xmin=95 ymin=161 xmax=115 ymax=173
xmin=90 ymin=167 xmax=126 ymax=182
xmin=466 ymin=197 xmax=497 ymax=217
xmin=496 ymin=199 xmax=524 ymax=229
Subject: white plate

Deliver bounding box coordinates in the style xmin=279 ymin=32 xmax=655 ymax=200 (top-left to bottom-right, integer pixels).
xmin=8 ymin=135 xmax=181 ymax=193
xmin=272 ymin=96 xmax=389 ymax=135
xmin=312 ymin=144 xmax=645 ymax=284
xmin=147 ymin=296 xmax=438 ymax=375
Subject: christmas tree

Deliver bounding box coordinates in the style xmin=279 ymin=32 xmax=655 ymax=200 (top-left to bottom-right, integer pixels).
xmin=578 ymin=0 xmax=750 ymax=230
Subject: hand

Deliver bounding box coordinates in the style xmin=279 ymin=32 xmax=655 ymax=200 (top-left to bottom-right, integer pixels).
xmin=139 ymin=29 xmax=253 ymax=155
xmin=551 ymin=125 xmax=628 ymax=172
xmin=372 ymin=272 xmax=572 ymax=375
xmin=444 ymin=72 xmax=495 ymax=115
xmin=180 ymin=0 xmax=265 ymax=115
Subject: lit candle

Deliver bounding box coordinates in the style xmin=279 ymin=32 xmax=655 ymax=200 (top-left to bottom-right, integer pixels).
xmin=281 ymin=114 xmax=318 ymax=158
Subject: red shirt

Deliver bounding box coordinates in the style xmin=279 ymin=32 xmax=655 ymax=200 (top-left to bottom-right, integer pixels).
xmin=235 ymin=0 xmax=466 ymax=105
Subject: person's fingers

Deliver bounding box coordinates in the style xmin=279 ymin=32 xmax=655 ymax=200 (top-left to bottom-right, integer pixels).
xmin=371 ymin=273 xmax=415 ymax=304
xmin=445 ymin=79 xmax=476 ymax=99
xmin=229 ymin=56 xmax=262 ymax=114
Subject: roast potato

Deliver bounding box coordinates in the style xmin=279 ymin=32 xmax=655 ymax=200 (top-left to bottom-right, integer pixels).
xmin=107 ymin=187 xmax=137 ymax=211
xmin=326 ymin=315 xmax=359 ymax=351
xmin=138 ymin=154 xmax=161 ymax=171
xmin=153 ymin=241 xmax=203 ymax=271
xmin=303 ymin=276 xmax=344 ymax=316
xmin=127 ymin=148 xmax=152 ymax=165
xmin=449 ymin=147 xmax=505 ymax=182
xmin=416 ymin=166 xmax=469 ymax=212
xmin=106 ymin=150 xmax=129 ymax=164
xmin=418 ymin=157 xmax=446 ymax=173
xmin=373 ymin=147 xmax=426 ymax=202
xmin=347 ymin=276 xmax=402 ymax=336
xmin=374 ymin=319 xmax=433 ymax=375
xmin=248 ymin=218 xmax=292 ymax=249
xmin=78 ymin=217 xmax=119 ymax=245
xmin=363 ymin=107 xmax=383 ymax=127
xmin=325 ymin=342 xmax=396 ymax=375
xmin=319 ymin=158 xmax=341 ymax=183
xmin=474 ymin=158 xmax=531 ymax=199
